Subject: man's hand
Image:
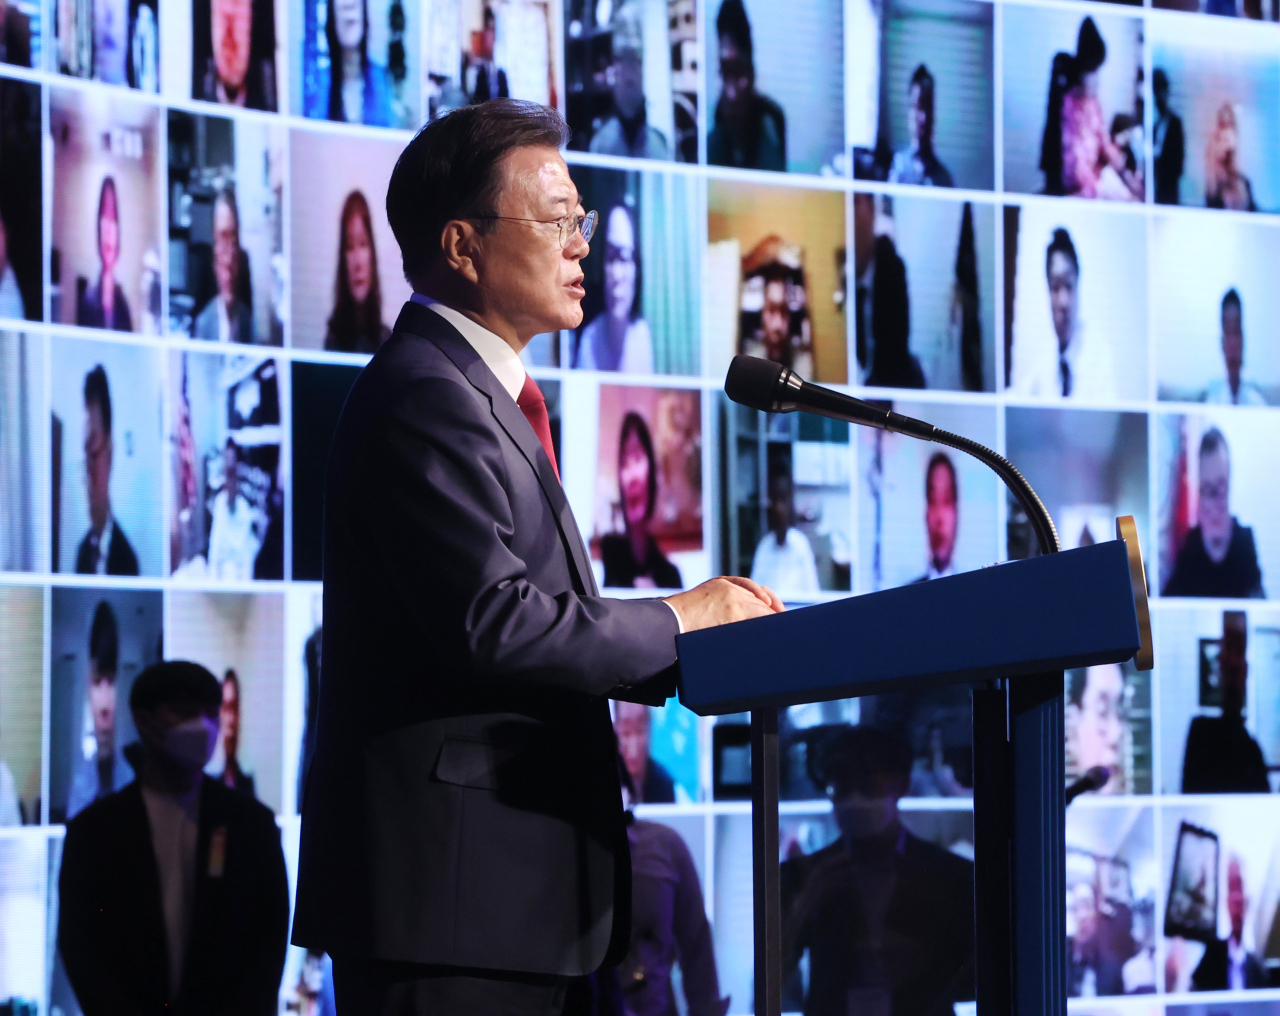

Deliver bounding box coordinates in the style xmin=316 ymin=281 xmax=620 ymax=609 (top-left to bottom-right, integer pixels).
xmin=664 ymin=576 xmax=784 ymax=633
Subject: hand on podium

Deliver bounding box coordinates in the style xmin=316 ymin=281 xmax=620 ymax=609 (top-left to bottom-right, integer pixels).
xmin=665 ymin=576 xmax=784 ymax=632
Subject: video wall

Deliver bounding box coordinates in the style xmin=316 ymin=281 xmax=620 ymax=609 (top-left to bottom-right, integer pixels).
xmin=0 ymin=0 xmax=1278 ymax=1013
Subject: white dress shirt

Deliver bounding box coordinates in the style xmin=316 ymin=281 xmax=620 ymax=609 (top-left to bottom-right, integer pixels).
xmin=1011 ymin=321 xmax=1117 ymax=401
xmin=750 ymin=528 xmax=820 ymax=595
xmin=410 ymin=294 xmax=685 ymax=630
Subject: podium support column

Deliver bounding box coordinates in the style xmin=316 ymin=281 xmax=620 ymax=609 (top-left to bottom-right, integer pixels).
xmin=751 ymin=708 xmax=782 ymax=1016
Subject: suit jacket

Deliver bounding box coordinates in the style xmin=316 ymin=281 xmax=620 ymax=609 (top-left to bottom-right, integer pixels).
xmin=75 ymin=521 xmax=140 ymax=576
xmin=1192 ymin=937 xmax=1268 ymax=991
xmin=292 ymin=301 xmax=681 ymax=975
xmin=193 ymin=295 xmax=254 ymax=344
xmin=0 ymin=4 xmax=31 ymax=67
xmin=57 ymin=778 xmax=289 ymax=1016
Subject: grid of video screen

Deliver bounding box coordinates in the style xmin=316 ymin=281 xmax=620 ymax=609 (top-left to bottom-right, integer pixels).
xmin=0 ymin=0 xmax=1279 ymax=1013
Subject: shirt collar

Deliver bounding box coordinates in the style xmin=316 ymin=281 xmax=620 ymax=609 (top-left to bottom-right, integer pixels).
xmin=411 ymin=294 xmax=526 ymax=403
xmin=95 ymin=514 xmax=114 ymax=575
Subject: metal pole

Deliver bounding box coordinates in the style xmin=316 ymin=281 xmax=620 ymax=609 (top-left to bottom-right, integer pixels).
xmin=751 ymin=708 xmax=781 ymax=1016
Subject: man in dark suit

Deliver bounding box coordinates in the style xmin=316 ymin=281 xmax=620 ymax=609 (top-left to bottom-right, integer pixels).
xmin=292 ymin=99 xmax=781 ymax=1015
xmin=1193 ymin=855 xmax=1267 ymax=991
xmin=57 ymin=660 xmax=289 ymax=1014
xmin=1153 ymin=69 xmax=1184 ymax=206
xmin=0 ymin=0 xmax=30 ymax=67
xmin=912 ymin=453 xmax=959 ymax=583
xmin=781 ymin=725 xmax=974 ymax=1016
xmin=853 ymin=193 xmax=925 ymax=389
xmin=74 ymin=365 xmax=140 ymax=576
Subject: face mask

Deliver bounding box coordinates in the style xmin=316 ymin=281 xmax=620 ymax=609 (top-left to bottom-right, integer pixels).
xmin=162 ymin=716 xmax=219 ymax=773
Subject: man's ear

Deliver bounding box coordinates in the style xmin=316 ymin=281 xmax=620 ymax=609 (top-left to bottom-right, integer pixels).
xmin=441 ymin=220 xmax=481 ymax=286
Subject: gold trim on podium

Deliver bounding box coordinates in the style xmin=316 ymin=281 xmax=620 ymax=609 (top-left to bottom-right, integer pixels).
xmin=1116 ymin=515 xmax=1153 ymax=671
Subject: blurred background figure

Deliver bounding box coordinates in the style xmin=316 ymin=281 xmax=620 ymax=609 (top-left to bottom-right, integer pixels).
xmin=217 ymin=668 xmax=255 ymax=797
xmin=207 ymin=439 xmax=263 ymax=581
xmin=853 ymin=193 xmax=924 ymax=388
xmin=1067 ymin=880 xmax=1125 ymax=996
xmin=951 ymin=203 xmax=985 ymax=392
xmin=195 ymin=0 xmax=278 ymax=110
xmin=750 ymin=463 xmax=820 ymax=594
xmin=1163 ymin=428 xmax=1265 ymax=598
xmin=914 ymin=453 xmax=958 ymax=582
xmin=574 ymin=204 xmax=653 ymax=372
xmin=909 ymin=723 xmax=970 ymax=797
xmin=1205 ymin=103 xmax=1256 ymax=211
xmin=1066 ymin=665 xmax=1125 ymax=796
xmin=1181 ymin=611 xmax=1269 ymax=793
xmin=464 ymin=6 xmax=508 ymax=104
xmin=1039 ymin=17 xmax=1143 ymax=201
xmin=888 ymin=65 xmax=953 ymax=188
xmin=602 ymin=412 xmax=682 ymax=588
xmin=93 ymin=0 xmax=129 ymax=84
xmin=57 ymin=660 xmax=288 ymax=1014
xmin=708 ymin=0 xmax=786 ymax=171
xmin=318 ymin=0 xmax=393 ymax=126
xmin=1152 ymin=68 xmax=1185 ymax=205
xmin=66 ymin=601 xmax=131 ymax=818
xmin=324 ymin=190 xmax=390 ymax=352
xmin=194 ymin=187 xmax=254 ymax=344
xmin=1201 ymin=289 xmax=1266 ymax=405
xmin=781 ymin=725 xmax=974 ymax=1015
xmin=0 ymin=214 xmax=24 ymax=320
xmin=617 ymin=761 xmax=727 ymax=1016
xmin=614 ymin=702 xmax=676 ymax=804
xmin=0 ymin=0 xmax=31 ymax=67
xmin=588 ymin=2 xmax=669 ymax=161
xmin=76 ymin=365 xmax=139 ymax=576
xmin=1191 ymin=855 xmax=1266 ymax=990
xmin=77 ymin=177 xmax=133 ymax=332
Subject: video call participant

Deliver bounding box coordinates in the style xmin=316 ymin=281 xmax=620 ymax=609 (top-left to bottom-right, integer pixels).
xmin=617 ymin=761 xmax=726 ymax=1016
xmin=738 ymin=242 xmax=813 ymax=378
xmin=293 ymin=99 xmax=783 ymax=1014
xmin=464 ymin=6 xmax=509 ymax=104
xmin=1039 ymin=18 xmax=1142 ymax=201
xmin=887 ymin=65 xmax=953 ymax=188
xmin=0 ymin=213 xmax=25 ymax=319
xmin=324 ymin=190 xmax=391 ymax=353
xmin=195 ymin=0 xmax=278 ymax=111
xmin=58 ymin=660 xmax=289 ymax=1013
xmin=66 ymin=601 xmax=133 ymax=820
xmin=1191 ymin=855 xmax=1266 ymax=990
xmin=1202 ymin=289 xmax=1267 ymax=405
xmin=194 ymin=187 xmax=254 ymax=344
xmin=1066 ymin=881 xmax=1126 ymax=997
xmin=1206 ymin=103 xmax=1255 ymax=212
xmin=853 ymin=193 xmax=924 ymax=389
xmin=603 ymin=411 xmax=683 ymax=589
xmin=77 ymin=176 xmax=133 ymax=332
xmin=208 ymin=439 xmax=262 ymax=581
xmin=588 ymin=16 xmax=670 ymax=161
xmin=1181 ymin=612 xmax=1269 ymax=793
xmin=781 ymin=725 xmax=975 ymax=1016
xmin=1152 ymin=69 xmax=1184 ymax=206
xmin=1066 ymin=665 xmax=1125 ymax=796
xmin=0 ymin=0 xmax=30 ymax=68
xmin=708 ymin=0 xmax=786 ymax=172
xmin=217 ymin=668 xmax=256 ymax=797
xmin=574 ymin=204 xmax=653 ymax=372
xmin=615 ymin=701 xmax=677 ymax=804
xmin=1163 ymin=428 xmax=1265 ymax=598
xmin=914 ymin=452 xmax=958 ymax=582
xmin=750 ymin=464 xmax=820 ymax=594
xmin=75 ymin=365 xmax=140 ymax=576
xmin=313 ymin=0 xmax=394 ymax=127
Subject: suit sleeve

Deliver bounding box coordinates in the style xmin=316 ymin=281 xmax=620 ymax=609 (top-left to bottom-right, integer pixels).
xmin=57 ymin=816 xmax=121 ymax=1016
xmin=237 ymin=811 xmax=291 ymax=1015
xmin=356 ymin=375 xmax=680 ymax=697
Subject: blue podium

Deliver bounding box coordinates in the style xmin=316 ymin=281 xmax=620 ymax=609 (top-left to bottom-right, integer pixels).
xmin=677 ymin=526 xmax=1152 ymax=1016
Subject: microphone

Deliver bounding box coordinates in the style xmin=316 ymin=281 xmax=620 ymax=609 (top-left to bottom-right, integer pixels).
xmin=724 ymin=355 xmax=1061 ymax=556
xmin=1065 ymin=766 xmax=1111 ymax=806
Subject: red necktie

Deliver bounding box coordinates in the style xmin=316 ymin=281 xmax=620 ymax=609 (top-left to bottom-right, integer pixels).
xmin=517 ymin=374 xmax=559 ymax=480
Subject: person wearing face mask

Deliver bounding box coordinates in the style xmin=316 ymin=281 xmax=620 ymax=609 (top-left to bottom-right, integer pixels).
xmin=1162 ymin=427 xmax=1264 ymax=599
xmin=324 ymin=190 xmax=391 ymax=353
xmin=574 ymin=203 xmax=653 ymax=373
xmin=57 ymin=659 xmax=288 ymax=1015
xmin=602 ymin=411 xmax=683 ymax=589
xmin=780 ymin=724 xmax=975 ymax=1016
xmin=76 ymin=177 xmax=133 ymax=332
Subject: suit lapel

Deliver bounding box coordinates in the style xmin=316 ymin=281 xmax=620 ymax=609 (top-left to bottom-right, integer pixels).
xmin=392 ymin=302 xmax=598 ymax=597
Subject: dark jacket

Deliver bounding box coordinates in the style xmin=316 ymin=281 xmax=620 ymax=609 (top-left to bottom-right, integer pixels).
xmin=0 ymin=4 xmax=31 ymax=67
xmin=75 ymin=522 xmax=140 ymax=576
xmin=602 ymin=533 xmax=683 ymax=590
xmin=77 ymin=278 xmax=133 ymax=332
xmin=292 ymin=301 xmax=681 ymax=974
xmin=857 ymin=236 xmax=925 ymax=390
xmin=1181 ymin=715 xmax=1270 ymax=794
xmin=1162 ymin=520 xmax=1265 ymax=599
xmin=781 ymin=829 xmax=975 ymax=1016
xmin=1192 ymin=937 xmax=1268 ymax=991
xmin=57 ymin=778 xmax=289 ymax=1015
xmin=1154 ymin=112 xmax=1185 ymax=206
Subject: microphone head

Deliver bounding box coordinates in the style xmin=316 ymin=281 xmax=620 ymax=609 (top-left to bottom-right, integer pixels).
xmin=725 ymin=355 xmax=786 ymax=412
xmin=1083 ymin=766 xmax=1111 ymax=792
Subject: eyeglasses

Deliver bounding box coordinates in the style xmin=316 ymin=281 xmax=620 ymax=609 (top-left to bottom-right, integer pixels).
xmin=474 ymin=210 xmax=597 ymax=249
